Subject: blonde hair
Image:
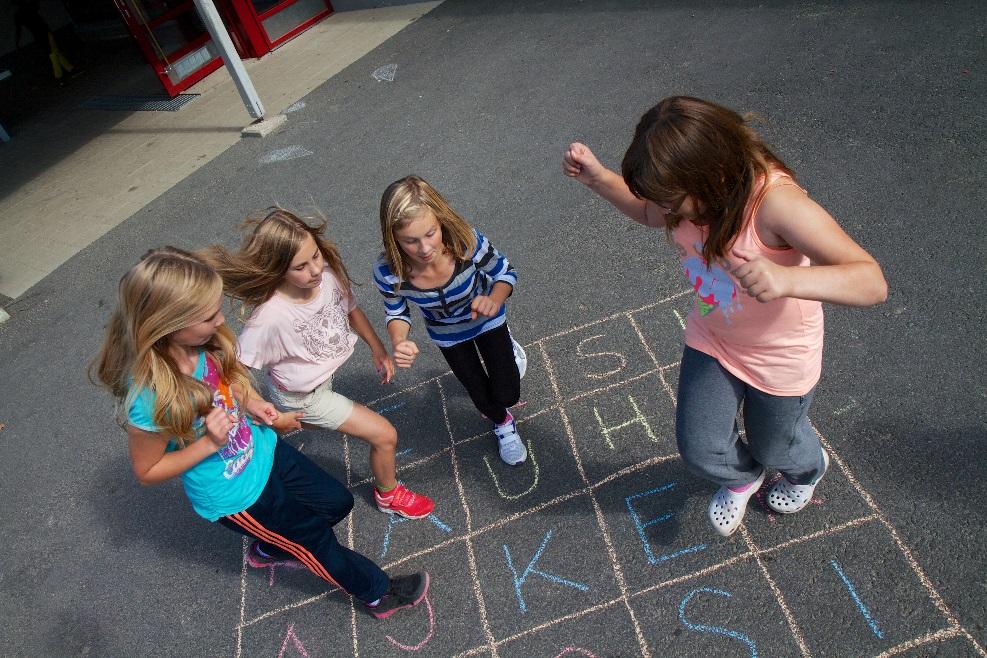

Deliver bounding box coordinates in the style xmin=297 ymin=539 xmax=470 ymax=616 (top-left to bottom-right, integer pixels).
xmin=379 ymin=175 xmax=477 ymax=282
xmin=92 ymin=247 xmax=251 ymax=445
xmin=200 ymin=208 xmax=354 ymax=315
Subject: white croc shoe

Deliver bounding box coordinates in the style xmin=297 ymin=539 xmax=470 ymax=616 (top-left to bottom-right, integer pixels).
xmin=766 ymin=449 xmax=830 ymax=514
xmin=512 ymin=337 xmax=527 ymax=379
xmin=708 ymin=470 xmax=765 ymax=537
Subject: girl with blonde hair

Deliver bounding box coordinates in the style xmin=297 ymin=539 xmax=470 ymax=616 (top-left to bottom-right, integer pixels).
xmin=564 ymin=96 xmax=887 ymax=537
xmin=375 ymin=176 xmax=528 ymax=466
xmin=94 ymin=247 xmax=429 ymax=619
xmin=202 ymin=209 xmax=434 ymax=520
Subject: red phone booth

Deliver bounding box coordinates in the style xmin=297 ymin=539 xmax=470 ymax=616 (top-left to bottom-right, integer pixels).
xmin=114 ymin=0 xmax=333 ymax=96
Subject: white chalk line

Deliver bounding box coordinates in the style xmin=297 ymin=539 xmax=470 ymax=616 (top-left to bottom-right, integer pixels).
xmin=873 ymin=626 xmax=965 ymax=657
xmin=540 ymin=342 xmax=653 ymax=658
xmin=438 ymin=377 xmax=501 ymax=658
xmin=738 ymin=525 xmax=812 ymax=657
xmin=235 ymin=536 xmax=248 ymax=658
xmin=534 ymin=289 xmax=692 ymax=344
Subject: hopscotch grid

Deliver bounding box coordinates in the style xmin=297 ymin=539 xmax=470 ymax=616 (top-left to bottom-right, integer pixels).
xmin=451 ymin=513 xmax=887 ymax=658
xmin=538 ymin=342 xmax=653 ymax=658
xmin=346 ymin=363 xmax=681 ymax=489
xmin=236 ymin=512 xmax=879 ymax=632
xmin=234 ymin=293 xmax=971 ymax=657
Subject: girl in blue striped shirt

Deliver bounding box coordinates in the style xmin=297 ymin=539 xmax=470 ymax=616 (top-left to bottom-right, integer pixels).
xmin=374 ymin=176 xmax=528 ymax=466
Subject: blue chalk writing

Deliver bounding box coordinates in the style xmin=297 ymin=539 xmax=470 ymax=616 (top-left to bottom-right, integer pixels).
xmin=503 ymin=529 xmax=590 ymax=613
xmin=376 ymin=401 xmax=407 ymax=415
xmin=830 ymin=560 xmax=884 ymax=638
xmin=625 ymin=482 xmax=706 ymax=564
xmin=380 ymin=513 xmax=453 ymax=559
xmin=678 ymin=588 xmax=757 ymax=657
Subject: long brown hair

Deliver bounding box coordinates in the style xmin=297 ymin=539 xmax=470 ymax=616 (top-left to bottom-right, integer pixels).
xmin=92 ymin=247 xmax=252 ymax=444
xmin=621 ymin=96 xmax=794 ymax=264
xmin=200 ymin=208 xmax=354 ymax=314
xmin=379 ymin=175 xmax=477 ymax=282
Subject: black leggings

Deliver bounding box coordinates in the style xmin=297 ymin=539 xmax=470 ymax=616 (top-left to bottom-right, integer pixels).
xmin=439 ymin=323 xmax=520 ymax=424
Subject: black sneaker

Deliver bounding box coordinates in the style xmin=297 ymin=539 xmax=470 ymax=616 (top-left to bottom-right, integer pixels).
xmin=246 ymin=540 xmax=301 ymax=568
xmin=367 ymin=572 xmax=430 ymax=619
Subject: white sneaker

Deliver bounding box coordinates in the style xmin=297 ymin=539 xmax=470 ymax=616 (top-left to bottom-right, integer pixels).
xmin=511 ymin=337 xmax=527 ymax=379
xmin=493 ymin=412 xmax=527 ymax=465
xmin=767 ymin=449 xmax=829 ymax=514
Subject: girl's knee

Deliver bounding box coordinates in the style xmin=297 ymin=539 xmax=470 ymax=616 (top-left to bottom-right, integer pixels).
xmin=369 ymin=421 xmax=398 ymax=452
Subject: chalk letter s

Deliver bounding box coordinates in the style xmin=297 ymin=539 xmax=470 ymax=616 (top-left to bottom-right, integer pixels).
xmin=678 ymin=587 xmax=757 ymax=658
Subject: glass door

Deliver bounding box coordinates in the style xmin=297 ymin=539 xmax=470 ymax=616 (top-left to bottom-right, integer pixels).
xmin=113 ymin=0 xmax=228 ymax=96
xmin=225 ymin=0 xmax=332 ymax=56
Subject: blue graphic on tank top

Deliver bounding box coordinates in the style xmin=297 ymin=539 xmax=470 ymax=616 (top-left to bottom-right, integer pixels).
xmin=682 ymin=243 xmax=741 ymax=320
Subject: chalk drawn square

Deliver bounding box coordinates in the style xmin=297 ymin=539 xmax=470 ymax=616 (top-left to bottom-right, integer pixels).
xmin=348 ymin=451 xmax=467 ymax=566
xmin=742 ymin=439 xmax=874 ymax=550
xmin=632 ymin=561 xmax=807 ymax=657
xmin=353 ymin=544 xmax=486 ymax=657
xmin=763 ymin=521 xmax=952 ymax=657
xmin=239 ymin=587 xmax=360 ymax=657
xmin=496 ymin=603 xmax=644 ymax=658
xmin=442 ymin=343 xmax=557 ymax=441
xmin=541 ymin=315 xmax=657 ymax=399
xmin=594 ymin=459 xmax=750 ymax=593
xmin=453 ymin=407 xmax=584 ymax=530
xmin=628 ymin=291 xmax=695 ymax=368
xmin=347 ymin=380 xmax=450 ymax=483
xmin=470 ymin=496 xmax=623 ymax=640
xmin=562 ymin=372 xmax=677 ymax=485
xmin=239 ymin=538 xmax=348 ymax=622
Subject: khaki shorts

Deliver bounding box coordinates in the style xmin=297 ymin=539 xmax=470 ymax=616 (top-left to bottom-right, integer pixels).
xmin=267 ymin=377 xmax=355 ymax=430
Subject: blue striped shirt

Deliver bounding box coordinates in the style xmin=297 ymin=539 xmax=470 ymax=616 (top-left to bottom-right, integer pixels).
xmin=374 ymin=228 xmax=517 ymax=348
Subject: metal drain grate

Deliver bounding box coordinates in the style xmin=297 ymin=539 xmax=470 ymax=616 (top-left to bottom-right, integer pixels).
xmin=80 ymin=94 xmax=200 ymax=112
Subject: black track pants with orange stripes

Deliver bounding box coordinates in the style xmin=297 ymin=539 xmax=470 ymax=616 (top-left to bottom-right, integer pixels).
xmin=218 ymin=438 xmax=390 ymax=602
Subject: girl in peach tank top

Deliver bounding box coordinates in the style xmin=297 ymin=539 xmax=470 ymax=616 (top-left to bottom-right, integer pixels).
xmin=564 ymin=96 xmax=887 ymax=537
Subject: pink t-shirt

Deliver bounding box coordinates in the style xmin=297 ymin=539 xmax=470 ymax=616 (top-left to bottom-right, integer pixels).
xmin=670 ymin=170 xmax=824 ymax=396
xmin=238 ymin=269 xmax=358 ymax=393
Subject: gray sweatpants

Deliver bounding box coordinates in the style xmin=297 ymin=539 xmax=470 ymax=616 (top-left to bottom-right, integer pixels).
xmin=675 ymin=347 xmax=827 ymax=488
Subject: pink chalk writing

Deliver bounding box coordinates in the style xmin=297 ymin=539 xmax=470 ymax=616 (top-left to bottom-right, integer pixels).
xmin=384 ymin=595 xmax=435 ymax=651
xmin=554 ymin=648 xmax=598 ymax=657
xmin=277 ymin=624 xmax=310 ymax=658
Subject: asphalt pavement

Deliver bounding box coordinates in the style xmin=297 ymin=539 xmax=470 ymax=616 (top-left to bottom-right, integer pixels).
xmin=1 ymin=1 xmax=984 ymax=656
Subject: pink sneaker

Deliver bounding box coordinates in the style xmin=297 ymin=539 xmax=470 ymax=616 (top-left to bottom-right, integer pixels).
xmin=374 ymin=483 xmax=434 ymax=519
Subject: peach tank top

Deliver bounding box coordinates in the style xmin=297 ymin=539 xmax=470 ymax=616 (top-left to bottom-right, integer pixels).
xmin=669 ymin=170 xmax=824 ymax=396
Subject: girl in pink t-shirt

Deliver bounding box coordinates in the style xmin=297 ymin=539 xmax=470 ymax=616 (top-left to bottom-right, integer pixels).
xmin=564 ymin=96 xmax=887 ymax=537
xmin=202 ymin=209 xmax=434 ymax=522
